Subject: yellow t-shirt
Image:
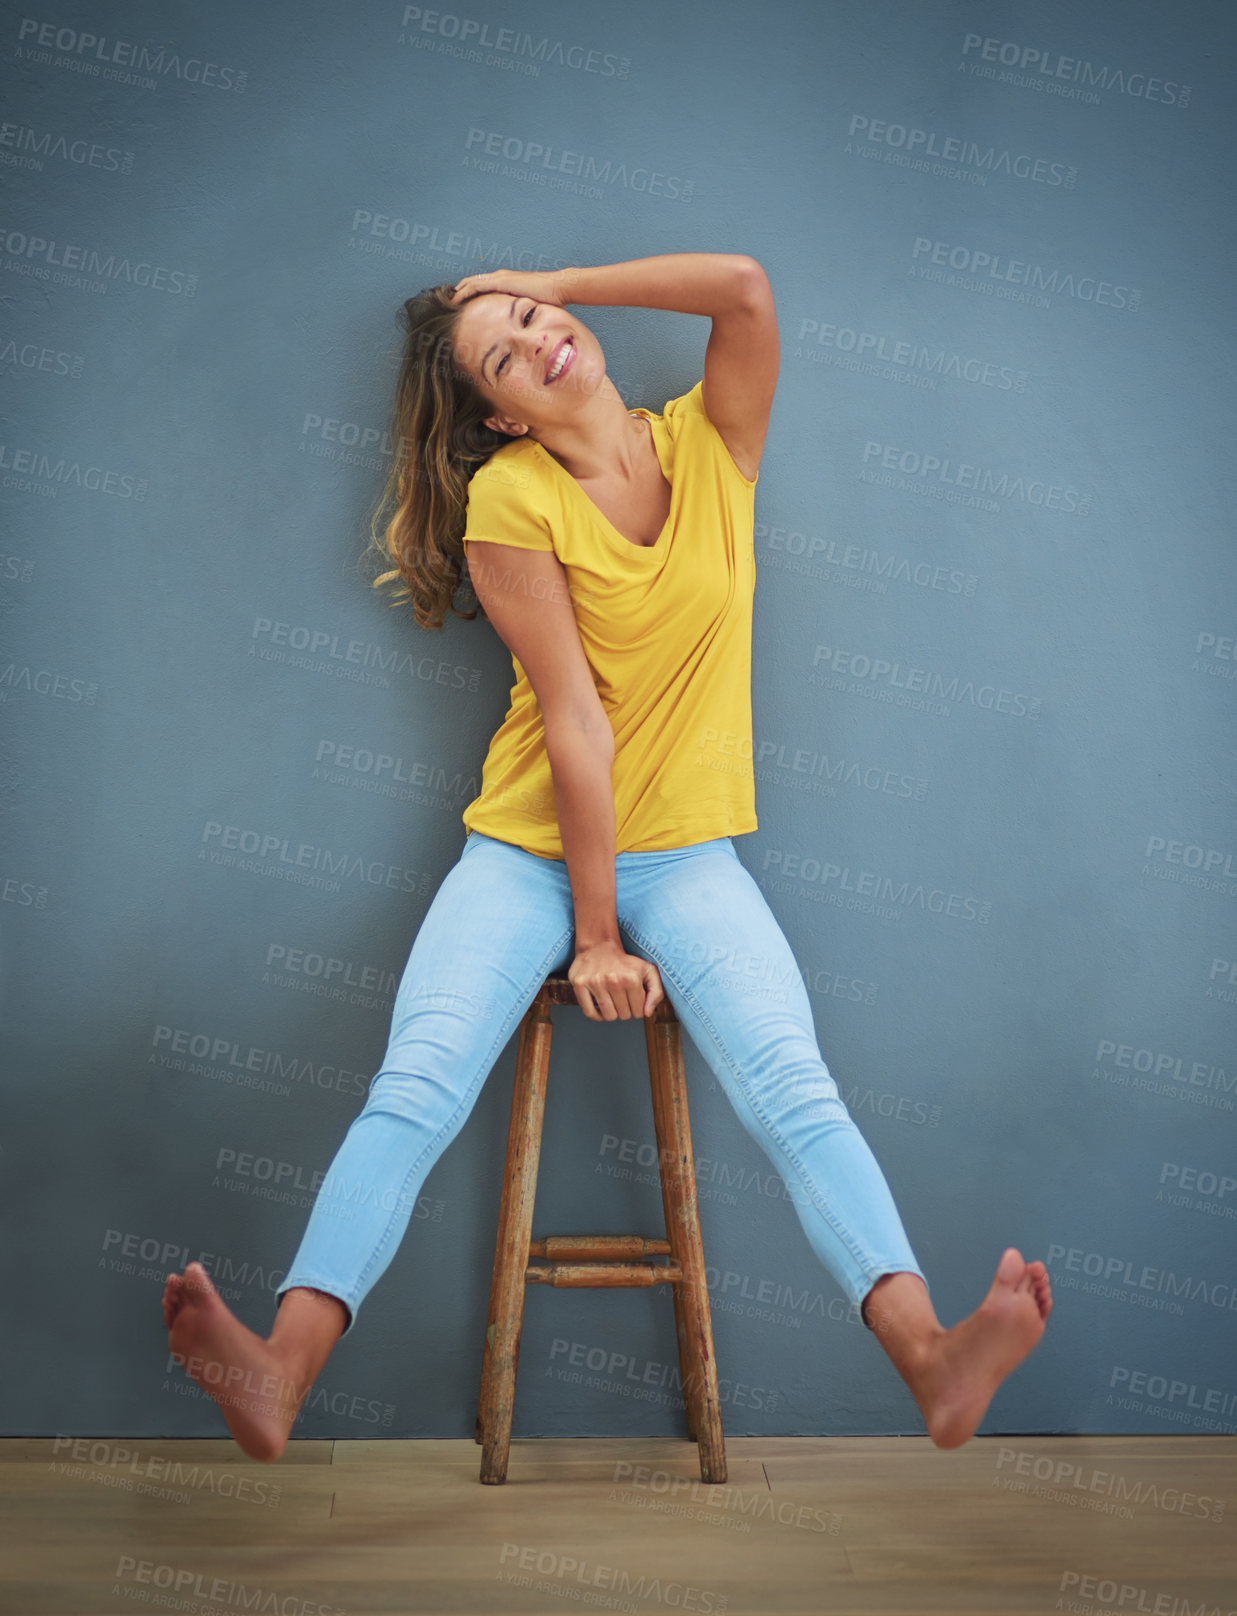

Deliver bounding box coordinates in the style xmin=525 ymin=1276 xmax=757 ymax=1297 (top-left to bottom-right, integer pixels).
xmin=460 ymin=379 xmax=758 ymax=859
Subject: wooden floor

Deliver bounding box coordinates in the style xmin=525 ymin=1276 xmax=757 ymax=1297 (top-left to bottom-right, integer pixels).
xmin=4 ymin=1434 xmax=1234 ymax=1615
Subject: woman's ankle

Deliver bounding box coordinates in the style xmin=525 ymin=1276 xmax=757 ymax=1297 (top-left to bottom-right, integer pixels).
xmin=268 ymin=1287 xmax=349 ymax=1383
xmin=861 ymin=1272 xmax=942 ymax=1361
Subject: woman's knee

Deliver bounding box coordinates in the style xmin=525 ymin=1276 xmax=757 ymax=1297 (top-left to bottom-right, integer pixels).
xmin=357 ymin=1068 xmax=435 ymax=1122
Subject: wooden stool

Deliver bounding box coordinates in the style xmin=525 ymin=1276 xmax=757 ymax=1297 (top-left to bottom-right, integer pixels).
xmin=474 ymin=973 xmax=727 ymax=1486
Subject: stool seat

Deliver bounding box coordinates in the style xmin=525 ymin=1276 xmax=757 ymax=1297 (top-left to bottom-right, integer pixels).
xmin=474 ymin=972 xmax=727 ymax=1485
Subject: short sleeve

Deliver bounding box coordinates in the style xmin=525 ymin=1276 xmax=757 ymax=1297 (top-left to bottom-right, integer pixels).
xmin=463 ymin=450 xmax=556 ymax=554
xmin=658 ymin=380 xmax=705 ymax=432
xmin=661 ymin=379 xmax=757 ymax=486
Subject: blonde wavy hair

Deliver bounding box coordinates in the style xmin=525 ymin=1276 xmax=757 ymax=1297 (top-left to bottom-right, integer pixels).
xmin=363 ymin=284 xmax=512 ymax=630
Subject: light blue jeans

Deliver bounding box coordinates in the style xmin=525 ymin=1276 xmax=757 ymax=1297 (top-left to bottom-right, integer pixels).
xmin=276 ymin=830 xmax=929 ymax=1335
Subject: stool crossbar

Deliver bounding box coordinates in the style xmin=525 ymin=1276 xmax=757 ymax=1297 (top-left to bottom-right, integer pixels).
xmin=474 ymin=973 xmax=727 ymax=1485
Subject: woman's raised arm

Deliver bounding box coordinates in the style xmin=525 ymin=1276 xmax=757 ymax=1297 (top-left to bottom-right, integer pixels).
xmin=450 ymin=253 xmax=779 ymax=478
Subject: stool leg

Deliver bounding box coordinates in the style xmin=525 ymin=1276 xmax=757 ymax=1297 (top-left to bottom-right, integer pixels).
xmin=669 ymin=1267 xmax=697 ymax=1443
xmin=475 ymin=1005 xmax=536 ymax=1448
xmin=644 ymin=1014 xmax=698 ymax=1444
xmin=646 ymin=1012 xmax=704 ymax=1454
xmin=478 ymin=989 xmax=554 ymax=1485
xmin=645 ymin=1002 xmax=727 ymax=1485
xmin=656 ymin=1107 xmax=698 ymax=1443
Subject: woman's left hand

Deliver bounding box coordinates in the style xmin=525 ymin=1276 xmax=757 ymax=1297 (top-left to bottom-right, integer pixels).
xmin=450 ymin=267 xmax=574 ymax=309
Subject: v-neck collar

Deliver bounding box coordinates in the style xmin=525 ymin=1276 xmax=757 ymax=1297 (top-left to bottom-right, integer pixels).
xmin=533 ymin=408 xmax=673 ymax=558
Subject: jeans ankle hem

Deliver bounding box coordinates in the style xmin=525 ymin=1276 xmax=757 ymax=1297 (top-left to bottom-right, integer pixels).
xmin=275 ymin=1275 xmax=359 ymax=1338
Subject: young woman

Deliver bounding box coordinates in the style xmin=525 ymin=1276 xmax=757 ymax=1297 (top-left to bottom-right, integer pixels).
xmin=161 ymin=253 xmax=1052 ymax=1463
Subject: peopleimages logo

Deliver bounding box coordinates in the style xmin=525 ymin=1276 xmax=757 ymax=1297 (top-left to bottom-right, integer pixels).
xmin=347 ymin=209 xmax=577 ymax=288
xmin=0 ymin=223 xmax=197 ymax=294
xmin=0 ymin=439 xmax=147 ymax=498
xmin=1047 ymin=1242 xmax=1237 ymax=1314
xmin=462 ymin=128 xmax=693 ymax=201
xmin=111 ymin=1559 xmax=339 ymax=1616
xmin=846 ymin=114 xmax=1077 ymax=188
xmin=795 ymin=316 xmax=1027 ymax=391
xmin=960 ymin=33 xmax=1190 ymax=108
xmin=1143 ymin=834 xmax=1237 ymax=899
xmin=249 ymin=615 xmax=482 ymax=694
xmin=497 ymin=1542 xmax=725 ymax=1615
xmin=1057 ymin=1571 xmax=1233 ymax=1616
xmin=0 ymin=120 xmax=134 ymax=173
xmin=1208 ymin=957 xmax=1237 ymax=1005
xmin=860 ymin=439 xmax=1091 ymax=515
xmin=15 ymin=18 xmax=248 ymax=92
xmin=198 ymin=820 xmax=435 ymax=898
xmin=762 ymin=846 xmax=991 ymax=925
xmin=1158 ymin=1160 xmax=1237 ymax=1221
xmin=0 ymin=338 xmax=83 ymax=379
xmin=148 ymin=1021 xmax=370 ymax=1100
xmin=262 ymin=941 xmax=399 ymax=1008
xmin=0 ymin=663 xmax=98 ymax=703
xmin=1109 ymin=1363 xmax=1237 ymax=1430
xmin=1094 ymin=1038 xmax=1233 ymax=1093
xmin=398 ymin=7 xmax=631 ymax=78
xmin=993 ymin=1445 xmax=1224 ymax=1522
xmin=911 ymin=237 xmax=1140 ymax=312
xmin=756 ymin=520 xmax=978 ymax=599
xmin=810 ymin=642 xmax=1041 ymax=721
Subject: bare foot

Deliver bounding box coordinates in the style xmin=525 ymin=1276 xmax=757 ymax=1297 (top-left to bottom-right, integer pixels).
xmin=163 ymin=1262 xmax=313 ymax=1462
xmin=903 ymin=1248 xmax=1053 ymax=1449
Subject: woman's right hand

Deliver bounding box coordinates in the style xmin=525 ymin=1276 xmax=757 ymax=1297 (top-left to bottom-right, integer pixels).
xmin=449 ymin=267 xmax=574 ymax=310
xmin=568 ymin=940 xmax=665 ymax=1021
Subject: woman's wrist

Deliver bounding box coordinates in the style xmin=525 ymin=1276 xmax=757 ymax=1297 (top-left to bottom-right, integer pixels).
xmin=555 ymin=265 xmax=583 ymax=306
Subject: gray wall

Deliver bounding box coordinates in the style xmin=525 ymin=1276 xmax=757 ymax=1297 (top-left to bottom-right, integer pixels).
xmin=3 ymin=0 xmax=1234 ymax=1443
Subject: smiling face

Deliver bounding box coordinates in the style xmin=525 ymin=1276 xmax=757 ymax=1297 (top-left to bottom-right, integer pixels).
xmin=450 ymin=292 xmax=608 ymax=437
